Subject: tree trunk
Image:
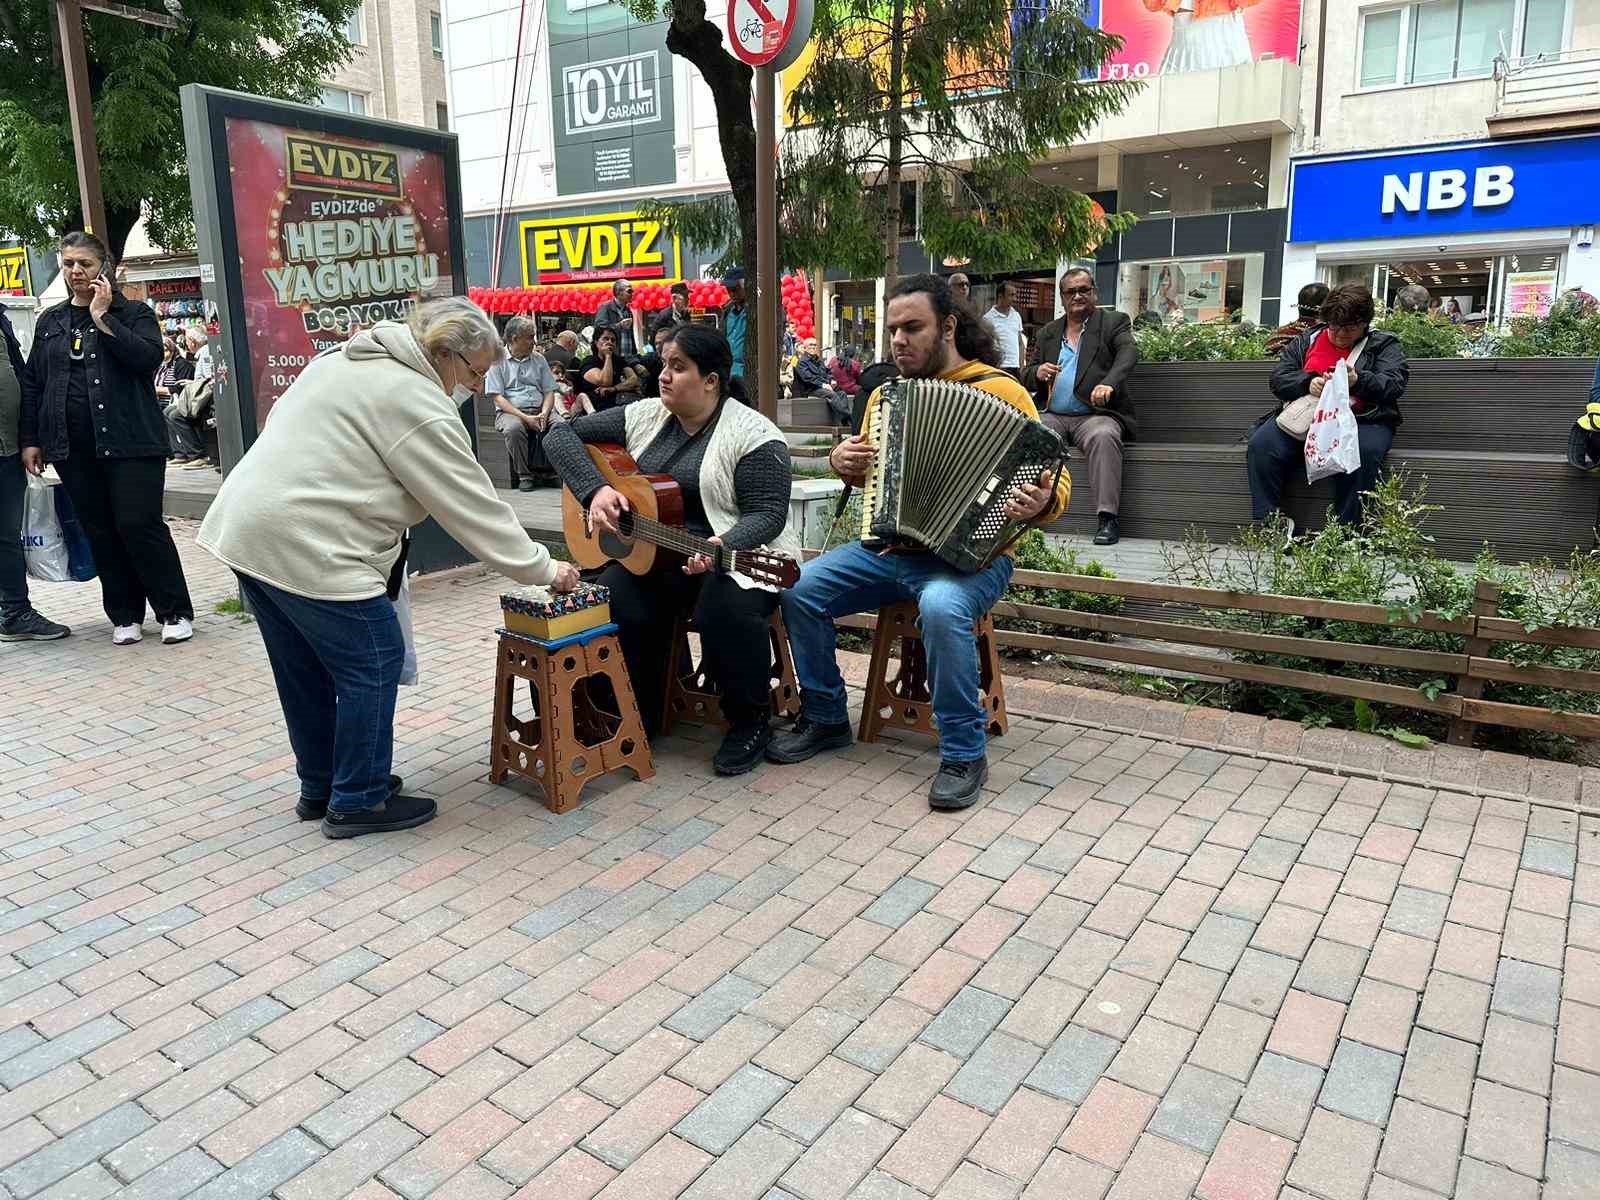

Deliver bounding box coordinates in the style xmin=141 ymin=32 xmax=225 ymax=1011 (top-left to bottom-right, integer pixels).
xmin=881 ymin=0 xmax=906 ymax=360
xmin=664 ymin=3 xmax=762 ymax=401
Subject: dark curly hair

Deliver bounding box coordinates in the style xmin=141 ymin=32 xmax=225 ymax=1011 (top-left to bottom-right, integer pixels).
xmin=1321 ymin=283 xmax=1375 ymax=328
xmin=887 ymin=273 xmax=999 ymax=367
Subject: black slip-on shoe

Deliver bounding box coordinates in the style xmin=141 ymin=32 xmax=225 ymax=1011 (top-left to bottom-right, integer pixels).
xmin=928 ymin=756 xmax=988 ymax=811
xmin=322 ymin=793 xmax=437 ymax=839
xmin=298 ymin=774 xmax=403 ymax=821
xmin=764 ymin=715 xmax=854 ymax=764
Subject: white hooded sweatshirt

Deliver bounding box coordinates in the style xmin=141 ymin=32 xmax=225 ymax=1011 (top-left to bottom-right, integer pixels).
xmin=199 ymin=322 xmax=557 ymax=601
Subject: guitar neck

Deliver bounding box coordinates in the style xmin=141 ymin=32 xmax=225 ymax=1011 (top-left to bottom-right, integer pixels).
xmin=623 ymin=513 xmax=740 ymax=572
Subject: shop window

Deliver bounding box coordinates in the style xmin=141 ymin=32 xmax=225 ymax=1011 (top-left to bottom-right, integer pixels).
xmin=1121 ymin=142 xmax=1270 ymax=218
xmin=317 ymin=85 xmax=368 ymax=115
xmin=1325 ymin=249 xmax=1564 ymax=323
xmin=1117 ymin=255 xmax=1261 ymax=324
xmin=1358 ymin=0 xmax=1561 ymax=87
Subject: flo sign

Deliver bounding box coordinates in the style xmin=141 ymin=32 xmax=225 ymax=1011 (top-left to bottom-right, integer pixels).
xmin=1289 ymin=134 xmax=1600 ymax=243
xmin=547 ymin=0 xmax=677 ymax=196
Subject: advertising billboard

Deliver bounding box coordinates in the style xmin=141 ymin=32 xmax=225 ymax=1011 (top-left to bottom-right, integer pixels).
xmin=1097 ymin=0 xmax=1301 ymax=80
xmin=0 ymin=247 xmax=29 ymax=296
xmin=547 ymin=0 xmax=677 ymax=196
xmin=519 ymin=211 xmax=682 ymax=285
xmin=221 ymin=120 xmax=457 ymax=427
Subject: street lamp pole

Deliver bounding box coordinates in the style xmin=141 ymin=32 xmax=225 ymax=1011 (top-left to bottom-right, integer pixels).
xmin=53 ymin=0 xmax=182 ymax=239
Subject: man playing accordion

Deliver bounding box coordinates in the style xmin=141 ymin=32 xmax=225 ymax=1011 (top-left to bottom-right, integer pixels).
xmin=768 ymin=274 xmax=1072 ymax=810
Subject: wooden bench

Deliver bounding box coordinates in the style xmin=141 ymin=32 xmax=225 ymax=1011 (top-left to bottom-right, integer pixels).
xmin=1040 ymin=357 xmax=1600 ymax=563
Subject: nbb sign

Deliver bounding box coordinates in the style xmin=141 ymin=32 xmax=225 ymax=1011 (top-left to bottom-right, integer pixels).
xmin=1288 ymin=134 xmax=1600 ymax=244
xmin=519 ymin=211 xmax=683 ymax=285
xmin=562 ymin=51 xmax=664 ymax=136
xmin=1380 ymin=166 xmax=1514 ymax=215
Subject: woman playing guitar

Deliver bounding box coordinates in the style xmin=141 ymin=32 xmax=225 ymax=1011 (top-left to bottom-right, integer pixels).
xmin=543 ymin=325 xmax=799 ymax=776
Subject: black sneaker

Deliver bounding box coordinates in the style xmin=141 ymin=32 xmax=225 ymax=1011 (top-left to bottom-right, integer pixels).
xmin=297 ymin=774 xmax=403 ymax=821
xmin=713 ymin=722 xmax=773 ymax=776
xmin=928 ymin=756 xmax=988 ymax=811
xmin=0 ymin=610 xmax=70 ymax=642
xmin=322 ymin=793 xmax=437 ymax=839
xmin=765 ymin=715 xmax=853 ymax=764
xmin=1094 ymin=514 xmax=1120 ymax=546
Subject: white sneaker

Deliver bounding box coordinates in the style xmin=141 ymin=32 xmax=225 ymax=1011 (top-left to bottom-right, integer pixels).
xmin=112 ymin=625 xmax=142 ymax=645
xmin=161 ymin=618 xmax=193 ymax=645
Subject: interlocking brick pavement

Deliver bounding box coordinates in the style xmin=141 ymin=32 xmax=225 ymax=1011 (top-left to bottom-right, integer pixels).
xmin=1 ymin=522 xmax=1598 ymax=1198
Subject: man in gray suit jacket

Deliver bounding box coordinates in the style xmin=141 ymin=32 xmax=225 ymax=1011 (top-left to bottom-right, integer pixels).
xmin=1020 ymin=269 xmax=1139 ymax=544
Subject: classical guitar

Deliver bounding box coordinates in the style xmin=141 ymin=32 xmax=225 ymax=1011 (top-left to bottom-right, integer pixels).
xmin=560 ymin=443 xmax=801 ymax=589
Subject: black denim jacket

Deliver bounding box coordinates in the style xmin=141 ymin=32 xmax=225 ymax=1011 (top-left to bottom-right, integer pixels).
xmin=20 ymin=293 xmax=166 ymax=461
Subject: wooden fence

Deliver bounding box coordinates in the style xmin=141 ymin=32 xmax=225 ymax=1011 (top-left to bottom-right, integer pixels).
xmin=830 ymin=569 xmax=1600 ymax=746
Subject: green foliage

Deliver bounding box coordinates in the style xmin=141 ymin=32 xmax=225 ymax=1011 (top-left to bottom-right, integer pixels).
xmin=1160 ymin=474 xmax=1600 ymax=758
xmin=214 ymin=596 xmax=252 ymax=623
xmin=1132 ymin=321 xmax=1271 ymax=363
xmin=1371 ymin=309 xmax=1469 ymax=360
xmin=1489 ymin=289 xmax=1600 ymax=357
xmin=0 ymin=0 xmax=360 ymax=253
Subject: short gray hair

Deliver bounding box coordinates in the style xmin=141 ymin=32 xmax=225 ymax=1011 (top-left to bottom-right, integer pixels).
xmin=503 ymin=315 xmax=537 ymax=342
xmin=408 ymin=296 xmax=501 ymax=360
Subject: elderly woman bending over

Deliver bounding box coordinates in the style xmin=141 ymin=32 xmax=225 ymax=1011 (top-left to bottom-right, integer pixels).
xmin=199 ymin=298 xmax=577 ymax=839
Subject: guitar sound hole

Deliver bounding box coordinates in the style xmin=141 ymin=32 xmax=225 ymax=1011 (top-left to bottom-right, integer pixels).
xmin=597 ymin=529 xmax=631 ymax=560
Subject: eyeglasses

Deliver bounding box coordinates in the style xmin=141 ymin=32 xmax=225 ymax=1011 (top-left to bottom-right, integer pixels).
xmin=1062 ymin=285 xmax=1095 ymax=298
xmin=452 ymin=350 xmax=488 ymax=384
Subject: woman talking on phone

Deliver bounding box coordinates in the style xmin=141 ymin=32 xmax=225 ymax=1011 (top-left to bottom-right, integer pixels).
xmin=19 ymin=231 xmax=195 ymax=645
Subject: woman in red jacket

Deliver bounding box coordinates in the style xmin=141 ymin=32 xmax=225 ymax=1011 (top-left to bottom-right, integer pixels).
xmin=1143 ymin=0 xmax=1261 ymax=73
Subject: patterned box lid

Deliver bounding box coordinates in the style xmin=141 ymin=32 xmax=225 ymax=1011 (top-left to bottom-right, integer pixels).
xmin=500 ymin=580 xmax=610 ymax=618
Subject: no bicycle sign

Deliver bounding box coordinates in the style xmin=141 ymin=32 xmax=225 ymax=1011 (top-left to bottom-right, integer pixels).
xmin=726 ymin=0 xmax=812 ymax=68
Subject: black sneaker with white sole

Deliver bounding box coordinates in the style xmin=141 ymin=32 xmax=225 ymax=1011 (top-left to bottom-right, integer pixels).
xmin=0 ymin=610 xmax=70 ymax=641
xmin=322 ymin=793 xmax=437 ymax=839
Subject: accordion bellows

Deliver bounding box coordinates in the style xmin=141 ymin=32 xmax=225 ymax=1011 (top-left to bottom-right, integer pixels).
xmin=860 ymin=378 xmax=1067 ymax=572
xmin=501 ymin=581 xmax=611 ymax=640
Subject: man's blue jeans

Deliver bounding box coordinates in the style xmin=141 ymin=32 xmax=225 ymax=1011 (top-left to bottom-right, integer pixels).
xmin=781 ymin=541 xmax=1014 ymax=763
xmin=236 ymin=573 xmax=404 ymax=813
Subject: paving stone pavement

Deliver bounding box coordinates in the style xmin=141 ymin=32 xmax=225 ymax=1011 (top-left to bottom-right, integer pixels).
xmin=1 ymin=523 xmax=1597 ymax=1199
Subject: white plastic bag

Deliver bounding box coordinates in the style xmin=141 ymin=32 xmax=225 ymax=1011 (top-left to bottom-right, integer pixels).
xmin=21 ymin=475 xmax=71 ymax=582
xmin=1304 ymin=360 xmax=1362 ymax=485
xmin=394 ymin=572 xmax=418 ymax=687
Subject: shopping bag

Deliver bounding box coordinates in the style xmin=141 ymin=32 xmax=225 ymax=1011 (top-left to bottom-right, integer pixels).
xmin=51 ymin=484 xmax=96 ymax=582
xmin=394 ymin=571 xmax=419 ymax=687
xmin=21 ymin=475 xmax=71 ymax=582
xmin=1304 ymin=360 xmax=1362 ymax=485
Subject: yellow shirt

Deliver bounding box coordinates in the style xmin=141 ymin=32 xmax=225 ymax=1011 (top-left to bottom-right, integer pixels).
xmin=859 ymin=359 xmax=1073 ymax=541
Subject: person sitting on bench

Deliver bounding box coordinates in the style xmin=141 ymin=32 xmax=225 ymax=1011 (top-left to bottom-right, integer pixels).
xmin=1248 ymin=282 xmax=1408 ymax=529
xmin=487 ymin=316 xmax=562 ymax=491
xmin=769 ymin=274 xmax=1070 ymax=811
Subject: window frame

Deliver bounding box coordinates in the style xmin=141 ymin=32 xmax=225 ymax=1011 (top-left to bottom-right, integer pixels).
xmin=430 ymin=11 xmax=444 ymax=57
xmin=1353 ymin=0 xmax=1564 ymax=93
xmin=317 ymin=85 xmax=369 ymax=115
xmin=342 ymin=4 xmax=366 ymax=47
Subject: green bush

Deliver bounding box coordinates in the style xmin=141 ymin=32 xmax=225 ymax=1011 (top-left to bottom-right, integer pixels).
xmin=1007 ymin=529 xmax=1125 ymax=633
xmin=1371 ymin=309 xmax=1470 ymax=359
xmin=1133 ymin=321 xmax=1272 ymax=362
xmin=1158 ymin=474 xmax=1600 ymax=757
xmin=1489 ymin=289 xmax=1600 ymax=357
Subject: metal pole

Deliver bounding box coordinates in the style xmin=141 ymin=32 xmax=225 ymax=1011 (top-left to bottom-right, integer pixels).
xmin=755 ymin=64 xmax=778 ymax=421
xmin=56 ymin=0 xmax=107 ymax=239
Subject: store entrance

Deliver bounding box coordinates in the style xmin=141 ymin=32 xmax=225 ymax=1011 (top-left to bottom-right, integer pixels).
xmin=1328 ymin=248 xmax=1564 ymax=325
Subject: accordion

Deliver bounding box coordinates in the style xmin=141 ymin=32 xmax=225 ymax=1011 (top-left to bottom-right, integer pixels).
xmin=859 ymin=377 xmax=1067 ymax=573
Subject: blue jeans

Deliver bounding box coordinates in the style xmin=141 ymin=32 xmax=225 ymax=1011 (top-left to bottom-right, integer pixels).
xmin=237 ymin=573 xmax=404 ymax=813
xmin=781 ymin=542 xmax=1015 ymax=763
xmin=1247 ymin=418 xmax=1394 ymax=525
xmin=0 ymin=455 xmax=28 ymax=618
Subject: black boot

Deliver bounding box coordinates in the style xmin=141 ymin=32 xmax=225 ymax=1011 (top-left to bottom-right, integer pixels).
xmin=713 ymin=720 xmax=773 ymax=776
xmin=765 ymin=714 xmax=853 ymax=764
xmin=1094 ymin=513 xmax=1120 ymax=546
xmin=928 ymin=756 xmax=988 ymax=811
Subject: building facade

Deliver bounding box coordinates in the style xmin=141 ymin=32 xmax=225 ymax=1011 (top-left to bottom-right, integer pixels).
xmin=320 ymin=0 xmax=450 ymax=132
xmin=1280 ymin=0 xmax=1600 ymax=322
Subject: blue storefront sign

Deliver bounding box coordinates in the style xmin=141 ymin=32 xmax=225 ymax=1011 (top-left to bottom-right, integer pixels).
xmin=1289 ymin=134 xmax=1600 ymax=244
